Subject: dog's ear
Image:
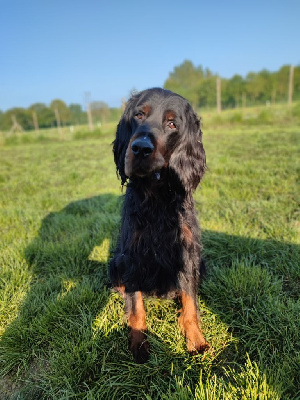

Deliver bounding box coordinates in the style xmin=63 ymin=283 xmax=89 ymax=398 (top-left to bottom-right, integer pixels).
xmin=113 ymin=97 xmax=136 ymax=185
xmin=169 ymin=104 xmax=206 ymax=191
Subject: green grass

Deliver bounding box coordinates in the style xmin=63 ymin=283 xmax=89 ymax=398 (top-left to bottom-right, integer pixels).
xmin=0 ymin=106 xmax=299 ymax=399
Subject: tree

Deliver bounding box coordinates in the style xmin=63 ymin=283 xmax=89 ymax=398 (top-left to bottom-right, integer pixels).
xmin=0 ymin=110 xmax=3 ymax=130
xmin=164 ymin=60 xmax=204 ymax=107
xmin=197 ymin=78 xmax=217 ymax=108
xmin=1 ymin=108 xmax=32 ymax=131
xmin=50 ymin=99 xmax=71 ymax=126
xmin=69 ymin=104 xmax=87 ymax=125
xmin=29 ymin=103 xmax=55 ymax=128
xmin=275 ymin=65 xmax=290 ymax=102
xmin=164 ymin=60 xmax=300 ymax=109
xmin=90 ymin=101 xmax=110 ymax=124
xmin=293 ymin=66 xmax=300 ymax=101
xmin=222 ymin=75 xmax=245 ymax=108
xmin=256 ymin=70 xmax=272 ymax=103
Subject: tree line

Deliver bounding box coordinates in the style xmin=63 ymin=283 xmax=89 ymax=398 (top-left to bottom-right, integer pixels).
xmin=164 ymin=61 xmax=300 ymax=109
xmin=0 ymin=99 xmax=121 ymax=132
xmin=1 ymin=62 xmax=299 ymax=132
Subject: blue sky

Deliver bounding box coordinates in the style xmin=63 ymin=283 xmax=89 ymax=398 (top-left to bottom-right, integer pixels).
xmin=1 ymin=0 xmax=299 ymax=111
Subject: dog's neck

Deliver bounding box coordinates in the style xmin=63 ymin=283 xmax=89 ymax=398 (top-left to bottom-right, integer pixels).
xmin=126 ymin=173 xmax=195 ymax=214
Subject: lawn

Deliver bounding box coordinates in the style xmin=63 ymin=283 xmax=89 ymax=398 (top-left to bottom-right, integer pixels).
xmin=0 ymin=105 xmax=299 ymax=399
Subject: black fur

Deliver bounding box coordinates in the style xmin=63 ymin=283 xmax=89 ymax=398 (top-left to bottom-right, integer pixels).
xmin=109 ymin=88 xmax=209 ymax=362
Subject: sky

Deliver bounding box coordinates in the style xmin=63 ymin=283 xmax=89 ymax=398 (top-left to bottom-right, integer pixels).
xmin=0 ymin=0 xmax=299 ymax=111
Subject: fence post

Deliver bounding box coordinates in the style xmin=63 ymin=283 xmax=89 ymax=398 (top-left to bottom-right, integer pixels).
xmin=216 ymin=76 xmax=221 ymax=113
xmin=288 ymin=65 xmax=294 ymax=106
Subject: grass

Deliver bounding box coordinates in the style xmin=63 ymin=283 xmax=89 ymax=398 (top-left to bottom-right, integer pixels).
xmin=0 ymin=104 xmax=299 ymax=399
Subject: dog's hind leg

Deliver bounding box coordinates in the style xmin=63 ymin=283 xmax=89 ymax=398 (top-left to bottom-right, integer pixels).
xmin=125 ymin=291 xmax=150 ymax=363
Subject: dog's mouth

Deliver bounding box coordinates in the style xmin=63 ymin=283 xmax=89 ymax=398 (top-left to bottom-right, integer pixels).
xmin=125 ymin=158 xmax=165 ymax=179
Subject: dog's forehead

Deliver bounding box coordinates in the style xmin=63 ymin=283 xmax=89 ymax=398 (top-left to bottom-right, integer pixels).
xmin=135 ymin=91 xmax=186 ymax=116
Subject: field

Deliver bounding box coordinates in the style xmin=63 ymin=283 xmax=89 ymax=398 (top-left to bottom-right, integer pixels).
xmin=0 ymin=104 xmax=299 ymax=399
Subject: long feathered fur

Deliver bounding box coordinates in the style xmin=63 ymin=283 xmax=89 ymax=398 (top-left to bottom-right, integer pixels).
xmin=109 ymin=88 xmax=209 ymax=363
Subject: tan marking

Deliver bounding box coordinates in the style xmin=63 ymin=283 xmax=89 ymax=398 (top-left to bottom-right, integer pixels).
xmin=164 ymin=110 xmax=176 ymax=121
xmin=128 ymin=291 xmax=147 ymax=331
xmin=115 ymin=285 xmax=125 ymax=297
xmin=142 ymin=105 xmax=151 ymax=116
xmin=182 ymin=224 xmax=193 ymax=245
xmin=178 ymin=291 xmax=209 ymax=353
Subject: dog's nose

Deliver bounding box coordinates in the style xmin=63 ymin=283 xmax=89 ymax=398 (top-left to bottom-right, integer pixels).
xmin=131 ymin=137 xmax=154 ymax=157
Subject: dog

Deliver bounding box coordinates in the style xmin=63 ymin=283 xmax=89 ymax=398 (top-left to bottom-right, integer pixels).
xmin=109 ymin=88 xmax=209 ymax=363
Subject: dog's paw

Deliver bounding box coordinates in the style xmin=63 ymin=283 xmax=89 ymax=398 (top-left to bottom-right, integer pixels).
xmin=188 ymin=340 xmax=210 ymax=356
xmin=129 ymin=329 xmax=150 ymax=364
xmin=185 ymin=327 xmax=210 ymax=356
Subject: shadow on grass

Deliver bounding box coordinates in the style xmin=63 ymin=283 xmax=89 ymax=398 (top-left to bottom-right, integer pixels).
xmin=1 ymin=195 xmax=299 ymax=398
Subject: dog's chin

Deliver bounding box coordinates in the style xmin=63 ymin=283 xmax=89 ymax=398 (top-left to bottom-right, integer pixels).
xmin=125 ymin=159 xmax=166 ymax=180
xmin=126 ymin=167 xmax=161 ymax=180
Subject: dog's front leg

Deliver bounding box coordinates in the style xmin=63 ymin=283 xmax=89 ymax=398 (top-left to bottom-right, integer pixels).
xmin=124 ymin=291 xmax=150 ymax=363
xmin=178 ymin=290 xmax=210 ymax=354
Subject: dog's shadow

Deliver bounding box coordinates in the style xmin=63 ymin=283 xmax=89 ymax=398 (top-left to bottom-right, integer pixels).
xmin=2 ymin=195 xmax=198 ymax=395
xmin=1 ymin=194 xmax=299 ymax=397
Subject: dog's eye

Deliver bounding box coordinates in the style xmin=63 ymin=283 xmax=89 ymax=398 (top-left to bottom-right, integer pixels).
xmin=136 ymin=112 xmax=144 ymax=120
xmin=167 ymin=120 xmax=176 ymax=129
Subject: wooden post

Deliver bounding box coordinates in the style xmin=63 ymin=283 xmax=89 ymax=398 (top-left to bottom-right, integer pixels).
xmin=87 ymin=102 xmax=94 ymax=132
xmin=32 ymin=111 xmax=39 ymax=133
xmin=235 ymin=95 xmax=238 ymax=108
xmin=54 ymin=107 xmax=62 ymax=136
xmin=85 ymin=92 xmax=94 ymax=131
xmin=216 ymin=76 xmax=221 ymax=113
xmin=242 ymin=93 xmax=246 ymax=109
xmin=9 ymin=115 xmax=23 ymax=134
xmin=271 ymin=88 xmax=277 ymax=105
xmin=288 ymin=65 xmax=294 ymax=106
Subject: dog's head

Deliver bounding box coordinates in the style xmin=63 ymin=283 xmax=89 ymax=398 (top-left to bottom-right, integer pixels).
xmin=113 ymin=88 xmax=206 ymax=191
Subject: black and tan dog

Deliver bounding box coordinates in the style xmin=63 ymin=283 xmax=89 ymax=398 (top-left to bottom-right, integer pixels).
xmin=109 ymin=88 xmax=209 ymax=363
